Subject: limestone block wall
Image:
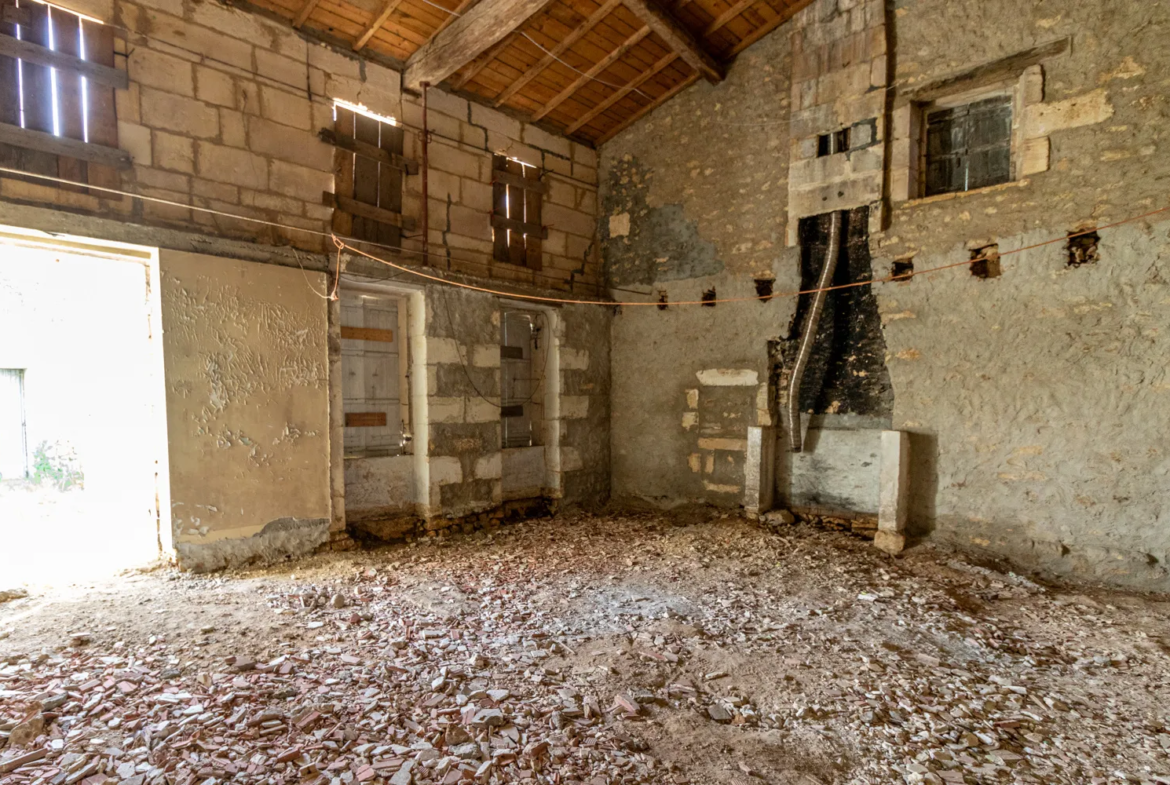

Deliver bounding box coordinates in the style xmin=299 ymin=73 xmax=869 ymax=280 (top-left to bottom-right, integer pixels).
xmin=0 ymin=0 xmax=601 ymax=294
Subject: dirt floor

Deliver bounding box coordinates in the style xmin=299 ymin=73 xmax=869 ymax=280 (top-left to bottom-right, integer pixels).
xmin=2 ymin=511 xmax=1169 ymax=785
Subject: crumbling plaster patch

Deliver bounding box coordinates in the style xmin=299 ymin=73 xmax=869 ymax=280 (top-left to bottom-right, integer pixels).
xmin=161 ymin=250 xmax=331 ymax=564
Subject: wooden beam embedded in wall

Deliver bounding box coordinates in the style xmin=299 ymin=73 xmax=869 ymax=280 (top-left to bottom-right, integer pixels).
xmin=354 ymin=0 xmax=408 ymax=52
xmin=492 ymin=0 xmax=623 ymax=108
xmin=531 ymin=26 xmax=651 ymax=121
xmin=403 ymin=0 xmax=552 ymax=91
xmin=621 ymin=0 xmax=723 ymax=83
xmin=0 ymin=121 xmax=132 ymax=169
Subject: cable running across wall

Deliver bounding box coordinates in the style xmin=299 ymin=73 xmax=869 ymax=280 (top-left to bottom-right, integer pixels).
xmin=3 ymin=165 xmax=1167 ymax=310
xmin=333 ymin=202 xmax=1170 ymax=307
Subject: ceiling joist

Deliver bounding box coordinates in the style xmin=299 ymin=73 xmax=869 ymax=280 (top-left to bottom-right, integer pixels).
xmin=354 ymin=0 xmax=408 ymax=51
xmin=532 ymin=25 xmax=651 ymax=121
xmin=403 ymin=0 xmax=553 ymax=90
xmin=492 ymin=0 xmax=624 ymax=108
xmin=564 ymin=50 xmax=677 ymax=135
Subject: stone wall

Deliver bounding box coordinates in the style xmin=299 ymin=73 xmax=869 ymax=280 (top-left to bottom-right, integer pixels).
xmin=161 ymin=250 xmax=333 ymax=572
xmin=602 ymin=27 xmax=797 ymax=507
xmin=601 ymin=0 xmax=1170 ymax=590
xmin=0 ymin=0 xmax=601 ymax=294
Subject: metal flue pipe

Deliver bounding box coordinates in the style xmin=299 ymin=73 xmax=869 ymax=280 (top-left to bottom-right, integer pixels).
xmin=786 ymin=209 xmax=842 ymax=453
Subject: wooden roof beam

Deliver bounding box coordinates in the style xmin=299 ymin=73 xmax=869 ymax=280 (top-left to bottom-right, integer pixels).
xmin=621 ymin=0 xmax=723 ymax=83
xmin=404 ymin=0 xmax=553 ymax=91
xmin=425 ymin=0 xmax=480 ymax=44
xmin=531 ymin=25 xmax=650 ymax=121
xmin=493 ymin=0 xmax=623 ymax=108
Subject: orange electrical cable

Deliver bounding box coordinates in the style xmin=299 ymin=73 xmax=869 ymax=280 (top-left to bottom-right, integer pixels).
xmin=335 ymin=202 xmax=1170 ymax=308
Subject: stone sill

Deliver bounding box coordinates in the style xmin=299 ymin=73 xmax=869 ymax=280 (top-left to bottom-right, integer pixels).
xmin=897 ymin=177 xmax=1032 ymax=208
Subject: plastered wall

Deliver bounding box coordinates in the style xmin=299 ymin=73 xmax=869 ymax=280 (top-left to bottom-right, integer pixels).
xmin=161 ymin=250 xmax=332 ymax=571
xmin=601 ymin=0 xmax=1170 ymax=589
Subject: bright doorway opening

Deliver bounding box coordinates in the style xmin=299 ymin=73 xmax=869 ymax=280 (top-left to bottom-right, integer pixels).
xmin=0 ymin=227 xmax=171 ymax=586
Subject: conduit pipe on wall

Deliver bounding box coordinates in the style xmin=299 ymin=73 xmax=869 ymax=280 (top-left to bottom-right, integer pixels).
xmin=786 ymin=209 xmax=842 ymax=453
xmin=421 ymin=82 xmax=430 ymax=262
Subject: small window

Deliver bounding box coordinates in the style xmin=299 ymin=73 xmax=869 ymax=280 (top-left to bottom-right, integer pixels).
xmin=340 ymin=291 xmax=411 ymax=457
xmin=329 ymin=102 xmax=411 ymax=246
xmin=491 ymin=155 xmax=546 ymax=268
xmin=924 ymin=95 xmax=1012 ymax=197
xmin=500 ymin=310 xmax=543 ymax=449
xmin=0 ymin=1 xmax=123 ymax=193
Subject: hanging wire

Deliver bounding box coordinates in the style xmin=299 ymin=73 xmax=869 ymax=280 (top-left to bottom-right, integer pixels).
xmin=411 ymin=0 xmax=656 ymax=101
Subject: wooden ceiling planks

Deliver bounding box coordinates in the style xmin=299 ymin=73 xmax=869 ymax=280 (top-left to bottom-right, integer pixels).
xmin=249 ymin=0 xmax=812 ymax=144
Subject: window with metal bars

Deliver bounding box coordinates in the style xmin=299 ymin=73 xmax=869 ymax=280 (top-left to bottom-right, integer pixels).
xmin=491 ymin=155 xmax=546 ymax=268
xmin=0 ymin=0 xmax=125 ymax=191
xmin=326 ymin=102 xmax=414 ymax=246
xmin=500 ymin=310 xmax=543 ymax=449
xmin=924 ymin=95 xmax=1013 ymax=197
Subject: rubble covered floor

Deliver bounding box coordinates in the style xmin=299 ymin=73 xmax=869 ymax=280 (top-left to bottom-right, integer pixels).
xmin=1 ymin=513 xmax=1168 ymax=784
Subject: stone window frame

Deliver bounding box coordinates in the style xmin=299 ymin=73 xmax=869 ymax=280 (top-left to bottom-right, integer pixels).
xmin=891 ymin=64 xmax=1048 ymax=204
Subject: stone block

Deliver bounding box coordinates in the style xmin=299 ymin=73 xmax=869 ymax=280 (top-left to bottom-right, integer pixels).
xmin=560 ymin=445 xmax=584 ymax=473
xmin=474 ymin=452 xmax=502 ymax=480
xmin=256 ymin=49 xmax=306 ymax=89
xmin=260 ymin=86 xmax=312 ymax=130
xmin=470 ymin=102 xmax=521 ymax=139
xmin=130 ymin=47 xmax=194 ymax=96
xmin=217 ymin=109 xmax=245 ymax=148
xmin=561 ymin=396 xmax=589 ymax=419
xmin=115 ymin=82 xmax=140 ymax=124
xmin=428 ymin=397 xmax=465 ymax=423
xmin=1020 ymin=136 xmax=1050 ymax=176
xmin=543 ymin=203 xmax=594 ymax=238
xmin=147 ymin=12 xmax=254 ymax=70
xmin=874 ymin=530 xmax=905 ymax=554
xmin=427 ymin=337 xmax=461 ymax=364
xmin=448 ymin=204 xmax=491 ymax=240
xmin=195 ymin=66 xmax=236 ymax=108
xmin=1020 ymin=64 xmax=1044 ymax=105
xmin=878 ymin=430 xmax=908 ymax=534
xmin=1023 ymin=88 xmax=1112 ymax=137
xmin=308 ymin=43 xmax=361 ymax=80
xmin=192 ymin=178 xmax=239 ymax=203
xmin=465 ymin=398 xmax=499 ymax=423
xmin=269 ymin=159 xmax=332 ymax=201
xmin=522 ymin=123 xmax=571 ymax=157
xmin=429 ymin=144 xmax=481 ymax=179
xmin=471 ymin=345 xmax=500 ymax=367
xmin=571 ymin=142 xmax=597 ymax=168
xmin=141 ymin=88 xmax=219 ymax=139
xmin=424 ymin=89 xmax=469 ymax=122
xmin=461 ymin=178 xmax=493 ymax=211
xmin=188 ymin=0 xmax=269 ymax=44
xmin=429 ymin=455 xmax=462 ymax=485
xmin=154 ymin=131 xmax=195 ymax=173
xmin=117 ymin=121 xmax=152 ymax=167
xmin=560 ymin=347 xmax=588 ymax=371
xmin=196 ymin=142 xmax=268 ymax=189
xmin=136 ymin=167 xmax=188 ymax=192
xmin=248 ymin=117 xmax=333 ymax=170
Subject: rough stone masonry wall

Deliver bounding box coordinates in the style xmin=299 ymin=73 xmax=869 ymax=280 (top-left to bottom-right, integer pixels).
xmin=601 ymin=28 xmax=797 ymax=507
xmin=872 ymin=0 xmax=1170 ymax=590
xmin=601 ymin=0 xmax=1170 ymax=590
xmin=0 ymin=0 xmax=601 ymax=294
